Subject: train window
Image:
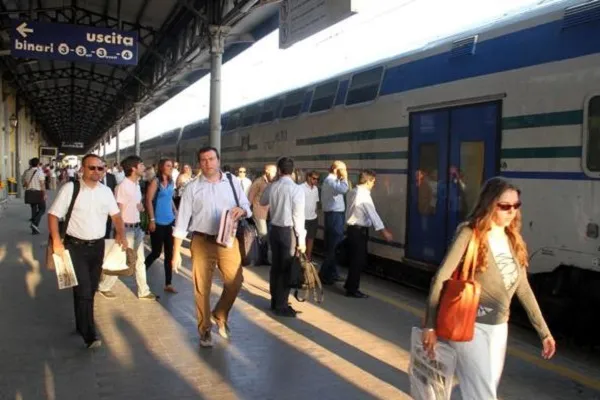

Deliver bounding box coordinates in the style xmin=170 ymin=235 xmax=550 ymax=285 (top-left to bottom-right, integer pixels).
xmin=310 ymin=80 xmax=338 ymax=113
xmin=281 ymin=89 xmax=305 ymax=119
xmin=416 ymin=143 xmax=439 ymax=215
xmin=226 ymin=112 xmax=241 ymax=131
xmin=345 ymin=66 xmax=383 ymax=106
xmin=586 ymin=96 xmax=600 ymax=172
xmin=242 ymin=104 xmax=261 ymax=127
xmin=260 ymin=98 xmax=281 ymax=123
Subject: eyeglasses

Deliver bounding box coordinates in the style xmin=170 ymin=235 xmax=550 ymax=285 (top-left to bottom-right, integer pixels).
xmin=87 ymin=165 xmax=105 ymax=172
xmin=311 ymin=176 xmax=319 ymax=180
xmin=497 ymin=202 xmax=522 ymax=211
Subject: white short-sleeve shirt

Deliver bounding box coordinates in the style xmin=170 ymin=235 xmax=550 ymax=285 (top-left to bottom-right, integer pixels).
xmin=302 ymin=182 xmax=319 ymax=220
xmin=49 ymin=181 xmax=120 ymax=240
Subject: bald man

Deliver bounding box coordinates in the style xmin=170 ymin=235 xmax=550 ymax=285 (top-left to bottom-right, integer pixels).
xmin=319 ymin=160 xmax=349 ymax=284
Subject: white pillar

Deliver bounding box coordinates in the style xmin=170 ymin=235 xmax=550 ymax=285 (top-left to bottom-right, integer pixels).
xmin=0 ymin=74 xmax=5 ymax=185
xmin=134 ymin=104 xmax=141 ymax=156
xmin=208 ymin=25 xmax=229 ymax=155
xmin=115 ymin=122 xmax=121 ymax=165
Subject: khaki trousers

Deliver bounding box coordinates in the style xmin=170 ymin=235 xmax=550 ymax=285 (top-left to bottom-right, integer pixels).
xmin=191 ymin=234 xmax=243 ymax=334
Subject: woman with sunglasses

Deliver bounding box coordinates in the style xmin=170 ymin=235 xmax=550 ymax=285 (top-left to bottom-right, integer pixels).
xmin=145 ymin=159 xmax=178 ymax=293
xmin=422 ymin=176 xmax=556 ymax=400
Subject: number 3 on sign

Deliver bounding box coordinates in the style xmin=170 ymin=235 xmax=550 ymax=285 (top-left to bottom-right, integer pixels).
xmin=58 ymin=43 xmax=70 ymax=55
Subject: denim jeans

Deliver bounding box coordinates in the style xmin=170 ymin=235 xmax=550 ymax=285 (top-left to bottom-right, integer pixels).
xmin=319 ymin=211 xmax=345 ymax=281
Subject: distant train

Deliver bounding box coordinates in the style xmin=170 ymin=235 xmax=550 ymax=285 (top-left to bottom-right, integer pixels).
xmin=108 ymin=0 xmax=600 ymax=341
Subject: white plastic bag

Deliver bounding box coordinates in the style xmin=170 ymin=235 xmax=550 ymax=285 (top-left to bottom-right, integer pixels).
xmin=53 ymin=250 xmax=78 ymax=289
xmin=102 ymin=239 xmax=128 ymax=272
xmin=408 ymin=327 xmax=457 ymax=400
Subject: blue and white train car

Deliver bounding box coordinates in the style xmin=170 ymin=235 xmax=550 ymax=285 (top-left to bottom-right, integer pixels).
xmin=109 ymin=0 xmax=600 ymax=337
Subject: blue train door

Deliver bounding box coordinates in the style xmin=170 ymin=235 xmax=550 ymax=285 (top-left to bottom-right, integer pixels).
xmin=406 ymin=102 xmax=499 ymax=264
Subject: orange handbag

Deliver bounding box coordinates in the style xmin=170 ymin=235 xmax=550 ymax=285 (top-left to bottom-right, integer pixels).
xmin=436 ymin=233 xmax=481 ymax=342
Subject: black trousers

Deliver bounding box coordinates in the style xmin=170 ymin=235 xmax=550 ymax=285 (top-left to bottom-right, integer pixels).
xmin=269 ymin=225 xmax=296 ymax=310
xmin=65 ymin=237 xmax=105 ymax=344
xmin=29 ymin=201 xmax=46 ymax=227
xmin=344 ymin=225 xmax=369 ymax=294
xmin=145 ymin=223 xmax=174 ymax=285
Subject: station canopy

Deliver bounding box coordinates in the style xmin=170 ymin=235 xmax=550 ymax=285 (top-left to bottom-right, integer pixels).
xmin=0 ymin=0 xmax=279 ymax=153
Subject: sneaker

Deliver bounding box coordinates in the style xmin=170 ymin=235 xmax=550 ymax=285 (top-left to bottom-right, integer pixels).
xmin=210 ymin=314 xmax=230 ymax=340
xmin=99 ymin=290 xmax=117 ymax=299
xmin=31 ymin=223 xmax=40 ymax=234
xmin=199 ymin=331 xmax=213 ymax=348
xmin=139 ymin=293 xmax=158 ymax=300
xmin=86 ymin=339 xmax=102 ymax=349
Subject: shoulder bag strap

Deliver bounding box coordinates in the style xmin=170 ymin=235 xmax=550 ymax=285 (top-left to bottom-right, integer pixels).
xmin=26 ymin=168 xmax=37 ymax=188
xmin=226 ymin=172 xmax=240 ymax=207
xmin=460 ymin=231 xmax=479 ymax=281
xmin=60 ymin=181 xmax=81 ymax=239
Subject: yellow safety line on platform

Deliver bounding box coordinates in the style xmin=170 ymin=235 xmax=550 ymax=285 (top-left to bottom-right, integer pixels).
xmin=363 ymin=288 xmax=600 ymax=392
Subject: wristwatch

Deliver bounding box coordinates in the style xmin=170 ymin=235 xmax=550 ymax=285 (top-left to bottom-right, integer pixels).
xmin=150 ymin=218 xmax=155 ymax=222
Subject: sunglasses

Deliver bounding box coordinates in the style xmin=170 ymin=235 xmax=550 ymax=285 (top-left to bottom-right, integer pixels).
xmin=497 ymin=202 xmax=522 ymax=211
xmin=87 ymin=165 xmax=105 ymax=172
xmin=239 ymin=170 xmax=246 ymax=173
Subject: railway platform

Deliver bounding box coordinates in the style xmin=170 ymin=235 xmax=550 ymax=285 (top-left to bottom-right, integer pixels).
xmin=1 ymin=196 xmax=599 ymax=400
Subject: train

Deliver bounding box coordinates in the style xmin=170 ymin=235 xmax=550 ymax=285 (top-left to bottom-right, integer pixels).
xmin=107 ymin=0 xmax=600 ymax=343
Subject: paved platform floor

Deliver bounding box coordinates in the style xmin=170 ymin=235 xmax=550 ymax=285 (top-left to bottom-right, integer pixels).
xmin=1 ymin=197 xmax=600 ymax=400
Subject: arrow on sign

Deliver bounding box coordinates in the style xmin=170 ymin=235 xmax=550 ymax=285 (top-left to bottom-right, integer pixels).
xmin=16 ymin=22 xmax=33 ymax=38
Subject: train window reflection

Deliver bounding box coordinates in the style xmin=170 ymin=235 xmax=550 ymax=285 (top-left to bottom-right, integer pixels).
xmin=417 ymin=143 xmax=439 ymax=215
xmin=456 ymin=141 xmax=485 ymax=220
xmin=586 ymin=96 xmax=600 ymax=171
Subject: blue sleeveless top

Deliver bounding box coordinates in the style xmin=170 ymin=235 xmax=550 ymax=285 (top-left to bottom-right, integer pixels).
xmin=154 ymin=179 xmax=175 ymax=225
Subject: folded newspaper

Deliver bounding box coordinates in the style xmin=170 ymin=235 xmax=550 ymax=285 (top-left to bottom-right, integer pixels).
xmin=217 ymin=209 xmax=238 ymax=248
xmin=52 ymin=250 xmax=79 ymax=290
xmin=408 ymin=327 xmax=458 ymax=400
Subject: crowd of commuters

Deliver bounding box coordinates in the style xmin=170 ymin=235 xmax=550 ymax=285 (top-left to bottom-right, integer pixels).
xmin=18 ymin=146 xmax=556 ymax=399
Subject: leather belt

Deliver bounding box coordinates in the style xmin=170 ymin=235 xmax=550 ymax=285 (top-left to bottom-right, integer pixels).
xmin=64 ymin=235 xmax=103 ymax=246
xmin=193 ymin=231 xmax=217 ymax=240
xmin=124 ymin=223 xmax=140 ymax=228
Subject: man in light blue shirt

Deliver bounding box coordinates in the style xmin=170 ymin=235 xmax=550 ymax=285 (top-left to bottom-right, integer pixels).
xmin=319 ymin=160 xmax=349 ymax=284
xmin=172 ymin=146 xmax=252 ymax=348
xmin=260 ymin=157 xmax=306 ymax=317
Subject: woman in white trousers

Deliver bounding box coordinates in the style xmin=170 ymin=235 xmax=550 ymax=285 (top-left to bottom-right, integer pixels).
xmin=422 ymin=177 xmax=556 ymax=399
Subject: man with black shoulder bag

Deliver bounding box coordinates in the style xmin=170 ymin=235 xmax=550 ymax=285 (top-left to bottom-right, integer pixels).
xmin=21 ymin=157 xmax=47 ymax=235
xmin=48 ymin=154 xmax=128 ymax=349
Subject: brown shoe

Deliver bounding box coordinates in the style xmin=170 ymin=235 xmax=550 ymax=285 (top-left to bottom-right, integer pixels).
xmin=164 ymin=285 xmax=178 ymax=293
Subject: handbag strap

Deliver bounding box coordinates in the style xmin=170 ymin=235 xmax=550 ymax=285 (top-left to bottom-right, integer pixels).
xmin=225 ymin=172 xmax=240 ymax=207
xmin=61 ymin=180 xmax=81 ymax=239
xmin=457 ymin=231 xmax=479 ymax=281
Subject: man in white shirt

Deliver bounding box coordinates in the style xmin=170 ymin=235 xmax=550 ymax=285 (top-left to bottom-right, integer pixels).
xmin=21 ymin=157 xmax=47 ymax=234
xmin=237 ymin=166 xmax=252 ymax=197
xmin=344 ymin=169 xmax=392 ymax=298
xmin=98 ymin=155 xmax=156 ymax=301
xmin=48 ymin=154 xmax=128 ymax=349
xmin=260 ymin=157 xmax=306 ymax=317
xmin=171 ymin=162 xmax=180 ymax=183
xmin=172 ymin=147 xmax=251 ymax=347
xmin=302 ymin=170 xmax=320 ymax=261
xmin=319 ymin=160 xmax=349 ymax=284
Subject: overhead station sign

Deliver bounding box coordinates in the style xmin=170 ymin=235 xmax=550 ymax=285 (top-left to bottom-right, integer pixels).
xmin=11 ymin=20 xmax=138 ymax=65
xmin=279 ymin=0 xmax=358 ymax=49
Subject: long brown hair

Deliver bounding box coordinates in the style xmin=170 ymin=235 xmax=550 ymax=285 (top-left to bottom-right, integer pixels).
xmin=157 ymin=158 xmax=173 ymax=184
xmin=465 ymin=177 xmax=528 ymax=271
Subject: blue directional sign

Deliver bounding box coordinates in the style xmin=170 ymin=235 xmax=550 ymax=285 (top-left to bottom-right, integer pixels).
xmin=11 ymin=20 xmax=138 ymax=66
